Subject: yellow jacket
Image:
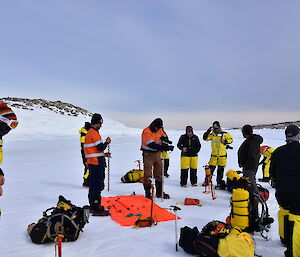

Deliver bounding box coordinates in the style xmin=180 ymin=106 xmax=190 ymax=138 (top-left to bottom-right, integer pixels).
xmin=205 ymin=131 xmax=233 ymax=157
xmin=262 ymin=147 xmax=275 ymax=163
xmin=79 ymin=127 xmax=88 ymax=144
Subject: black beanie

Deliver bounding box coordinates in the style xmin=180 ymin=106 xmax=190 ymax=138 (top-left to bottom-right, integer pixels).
xmin=152 ymin=118 xmax=163 ymax=128
xmin=186 ymin=126 xmax=193 ymax=132
xmin=285 ymin=124 xmax=300 ymax=138
xmin=149 ymin=118 xmax=163 ymax=132
xmin=91 ymin=113 xmax=103 ymax=125
xmin=242 ymin=125 xmax=253 ymax=135
xmin=213 ymin=121 xmax=220 ymax=129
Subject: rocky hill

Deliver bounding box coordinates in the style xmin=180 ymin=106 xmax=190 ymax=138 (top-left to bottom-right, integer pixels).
xmin=0 ymin=97 xmax=92 ymax=117
xmin=231 ymin=121 xmax=300 ymax=130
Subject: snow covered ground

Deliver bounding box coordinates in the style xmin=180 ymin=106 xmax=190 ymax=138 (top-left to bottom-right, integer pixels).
xmin=0 ymin=106 xmax=289 ymax=256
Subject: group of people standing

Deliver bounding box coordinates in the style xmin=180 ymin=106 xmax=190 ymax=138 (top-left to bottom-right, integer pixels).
xmin=80 ymin=113 xmax=300 ymax=257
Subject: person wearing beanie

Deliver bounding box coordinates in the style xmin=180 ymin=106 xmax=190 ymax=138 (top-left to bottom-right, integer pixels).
xmin=238 ymin=125 xmax=263 ymax=193
xmin=203 ymin=121 xmax=233 ymax=188
xmin=79 ymin=122 xmax=91 ymax=187
xmin=258 ymin=145 xmax=275 ymax=182
xmin=141 ymin=118 xmax=174 ymax=199
xmin=0 ymin=102 xmax=18 ymax=196
xmin=177 ymin=126 xmax=201 ymax=187
xmin=270 ymin=124 xmax=300 ymax=256
xmin=84 ymin=113 xmax=111 ymax=216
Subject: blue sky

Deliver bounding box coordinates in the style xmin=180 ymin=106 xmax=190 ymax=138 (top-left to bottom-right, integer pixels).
xmin=1 ymin=1 xmax=300 ymax=129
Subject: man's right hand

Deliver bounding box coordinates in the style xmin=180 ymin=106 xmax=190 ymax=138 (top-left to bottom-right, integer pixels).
xmin=105 ymin=137 xmax=111 ymax=144
xmin=182 ymin=147 xmax=188 ymax=152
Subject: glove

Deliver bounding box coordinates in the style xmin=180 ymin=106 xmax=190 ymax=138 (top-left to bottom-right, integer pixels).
xmin=161 ymin=136 xmax=172 ymax=144
xmin=162 ymin=145 xmax=174 ymax=151
xmin=168 ymin=145 xmax=174 ymax=151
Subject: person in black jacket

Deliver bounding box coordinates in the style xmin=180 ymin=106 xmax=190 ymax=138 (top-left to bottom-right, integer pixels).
xmin=238 ymin=125 xmax=263 ymax=193
xmin=177 ymin=126 xmax=201 ymax=187
xmin=269 ymin=124 xmax=300 ymax=257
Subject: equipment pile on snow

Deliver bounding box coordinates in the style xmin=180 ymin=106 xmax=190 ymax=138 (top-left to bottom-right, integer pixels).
xmin=27 ymin=196 xmax=89 ymax=244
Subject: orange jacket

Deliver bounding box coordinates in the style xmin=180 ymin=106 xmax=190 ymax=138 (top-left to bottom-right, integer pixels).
xmin=141 ymin=127 xmax=165 ymax=151
xmin=84 ymin=128 xmax=105 ymax=165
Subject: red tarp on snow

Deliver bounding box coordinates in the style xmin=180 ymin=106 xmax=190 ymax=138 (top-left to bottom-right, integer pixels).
xmin=101 ymin=195 xmax=181 ymax=226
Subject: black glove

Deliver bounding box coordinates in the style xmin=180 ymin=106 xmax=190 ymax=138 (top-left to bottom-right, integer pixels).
xmin=161 ymin=136 xmax=172 ymax=144
xmin=162 ymin=145 xmax=174 ymax=151
xmin=168 ymin=145 xmax=174 ymax=151
xmin=226 ymin=145 xmax=233 ymax=150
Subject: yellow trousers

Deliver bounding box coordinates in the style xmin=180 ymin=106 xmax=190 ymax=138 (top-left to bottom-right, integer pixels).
xmin=181 ymin=156 xmax=198 ymax=170
xmin=208 ymin=155 xmax=226 ymax=167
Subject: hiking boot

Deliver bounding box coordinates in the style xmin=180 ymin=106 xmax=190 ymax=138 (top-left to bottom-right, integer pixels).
xmin=156 ymin=192 xmax=170 ymax=199
xmin=92 ymin=206 xmax=110 ymax=216
xmin=192 ymin=184 xmax=197 ymax=187
xmin=164 ymin=173 xmax=170 ymax=178
xmin=155 ymin=180 xmax=170 ymax=199
xmin=181 ymin=184 xmax=187 ymax=188
xmin=258 ymin=177 xmax=270 ymax=183
xmin=143 ymin=183 xmax=152 ymax=199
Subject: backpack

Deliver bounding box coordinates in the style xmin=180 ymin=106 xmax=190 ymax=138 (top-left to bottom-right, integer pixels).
xmin=121 ymin=169 xmax=144 ymax=183
xmin=257 ymin=184 xmax=269 ymax=201
xmin=217 ymin=232 xmax=255 ymax=257
xmin=228 ymin=178 xmax=273 ymax=237
xmin=27 ymin=196 xmax=89 ymax=244
xmin=179 ymin=221 xmax=231 ymax=256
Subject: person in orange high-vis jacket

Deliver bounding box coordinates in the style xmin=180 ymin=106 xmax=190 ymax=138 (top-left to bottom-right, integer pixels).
xmin=84 ymin=113 xmax=111 ymax=216
xmin=141 ymin=118 xmax=174 ymax=199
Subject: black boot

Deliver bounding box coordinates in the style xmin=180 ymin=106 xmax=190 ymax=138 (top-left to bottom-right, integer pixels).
xmin=155 ymin=180 xmax=170 ymax=199
xmin=180 ymin=169 xmax=188 ymax=187
xmin=190 ymin=169 xmax=197 ymax=186
xmin=216 ymin=166 xmax=225 ymax=186
xmin=90 ymin=195 xmax=110 ymax=216
xmin=164 ymin=159 xmax=170 ymax=177
xmin=143 ymin=183 xmax=152 ymax=199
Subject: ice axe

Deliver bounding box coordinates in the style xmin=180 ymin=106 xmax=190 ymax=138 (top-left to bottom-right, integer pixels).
xmin=107 ymin=144 xmax=111 ymax=192
xmin=168 ymin=205 xmax=181 ymax=251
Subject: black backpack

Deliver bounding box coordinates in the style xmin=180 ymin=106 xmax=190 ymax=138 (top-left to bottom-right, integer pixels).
xmin=179 ymin=221 xmax=231 ymax=256
xmin=28 ymin=196 xmax=90 ymax=244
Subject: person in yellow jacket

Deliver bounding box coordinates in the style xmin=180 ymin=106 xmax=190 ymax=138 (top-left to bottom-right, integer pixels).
xmin=203 ymin=121 xmax=233 ymax=187
xmin=160 ymin=128 xmax=173 ymax=178
xmin=258 ymin=145 xmax=275 ymax=182
xmin=79 ymin=122 xmax=91 ymax=187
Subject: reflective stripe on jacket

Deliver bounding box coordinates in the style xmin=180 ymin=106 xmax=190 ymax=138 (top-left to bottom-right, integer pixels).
xmin=205 ymin=131 xmax=233 ymax=157
xmin=84 ymin=128 xmax=105 ymax=165
xmin=141 ymin=126 xmax=165 ymax=151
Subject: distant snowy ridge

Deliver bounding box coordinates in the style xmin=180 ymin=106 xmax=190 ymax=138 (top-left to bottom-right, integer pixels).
xmin=1 ymin=97 xmax=140 ymax=140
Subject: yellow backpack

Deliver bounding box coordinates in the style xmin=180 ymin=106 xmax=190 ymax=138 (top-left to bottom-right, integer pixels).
xmin=217 ymin=232 xmax=255 ymax=257
xmin=121 ymin=169 xmax=144 ymax=183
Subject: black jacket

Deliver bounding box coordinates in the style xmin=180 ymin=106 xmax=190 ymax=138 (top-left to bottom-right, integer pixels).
xmin=238 ymin=134 xmax=263 ymax=170
xmin=270 ymin=142 xmax=300 ymax=196
xmin=177 ymin=134 xmax=201 ymax=157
